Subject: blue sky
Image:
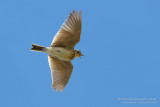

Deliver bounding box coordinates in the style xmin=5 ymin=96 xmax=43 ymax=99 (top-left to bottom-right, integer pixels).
xmin=1 ymin=0 xmax=160 ymax=107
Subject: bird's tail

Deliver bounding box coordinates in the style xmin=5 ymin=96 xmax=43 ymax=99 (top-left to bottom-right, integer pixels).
xmin=31 ymin=44 xmax=45 ymax=52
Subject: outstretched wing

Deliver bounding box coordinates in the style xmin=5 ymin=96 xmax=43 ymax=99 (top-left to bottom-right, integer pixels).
xmin=48 ymin=55 xmax=73 ymax=92
xmin=51 ymin=10 xmax=82 ymax=50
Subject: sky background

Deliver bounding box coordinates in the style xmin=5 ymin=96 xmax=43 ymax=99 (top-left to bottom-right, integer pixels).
xmin=0 ymin=0 xmax=160 ymax=107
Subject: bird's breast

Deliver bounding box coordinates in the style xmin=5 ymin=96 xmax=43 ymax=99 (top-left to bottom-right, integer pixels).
xmin=50 ymin=47 xmax=73 ymax=61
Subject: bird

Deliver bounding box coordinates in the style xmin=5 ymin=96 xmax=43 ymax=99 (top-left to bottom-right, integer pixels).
xmin=31 ymin=10 xmax=83 ymax=92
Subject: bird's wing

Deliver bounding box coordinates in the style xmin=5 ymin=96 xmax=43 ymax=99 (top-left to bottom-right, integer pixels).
xmin=48 ymin=55 xmax=73 ymax=92
xmin=51 ymin=10 xmax=82 ymax=50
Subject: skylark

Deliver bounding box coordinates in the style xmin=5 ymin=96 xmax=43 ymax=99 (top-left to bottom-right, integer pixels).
xmin=31 ymin=10 xmax=83 ymax=92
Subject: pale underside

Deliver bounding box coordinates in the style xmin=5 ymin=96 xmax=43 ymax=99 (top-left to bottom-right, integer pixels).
xmin=46 ymin=47 xmax=73 ymax=61
xmin=48 ymin=10 xmax=82 ymax=91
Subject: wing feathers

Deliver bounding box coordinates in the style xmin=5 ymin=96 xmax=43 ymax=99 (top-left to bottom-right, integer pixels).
xmin=48 ymin=55 xmax=73 ymax=92
xmin=51 ymin=10 xmax=82 ymax=50
xmin=47 ymin=10 xmax=82 ymax=91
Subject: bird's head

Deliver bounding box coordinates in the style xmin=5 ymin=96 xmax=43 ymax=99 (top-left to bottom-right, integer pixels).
xmin=74 ymin=50 xmax=84 ymax=58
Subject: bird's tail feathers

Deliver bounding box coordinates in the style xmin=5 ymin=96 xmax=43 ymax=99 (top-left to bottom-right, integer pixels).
xmin=31 ymin=44 xmax=45 ymax=52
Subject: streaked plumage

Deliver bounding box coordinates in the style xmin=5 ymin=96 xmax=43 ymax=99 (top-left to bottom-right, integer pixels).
xmin=31 ymin=10 xmax=83 ymax=92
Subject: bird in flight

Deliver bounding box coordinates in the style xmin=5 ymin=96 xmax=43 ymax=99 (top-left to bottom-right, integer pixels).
xmin=31 ymin=10 xmax=83 ymax=92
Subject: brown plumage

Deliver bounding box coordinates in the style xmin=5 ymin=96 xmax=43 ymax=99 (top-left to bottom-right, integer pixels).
xmin=48 ymin=55 xmax=73 ymax=92
xmin=31 ymin=44 xmax=45 ymax=51
xmin=31 ymin=10 xmax=83 ymax=92
xmin=51 ymin=10 xmax=82 ymax=50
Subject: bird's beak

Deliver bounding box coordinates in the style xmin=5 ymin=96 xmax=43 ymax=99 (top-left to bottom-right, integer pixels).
xmin=80 ymin=54 xmax=84 ymax=59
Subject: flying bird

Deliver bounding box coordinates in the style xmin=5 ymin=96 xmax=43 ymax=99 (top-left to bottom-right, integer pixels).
xmin=31 ymin=10 xmax=83 ymax=92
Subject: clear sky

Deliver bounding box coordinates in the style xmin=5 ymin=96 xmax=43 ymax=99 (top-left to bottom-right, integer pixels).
xmin=1 ymin=0 xmax=160 ymax=107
